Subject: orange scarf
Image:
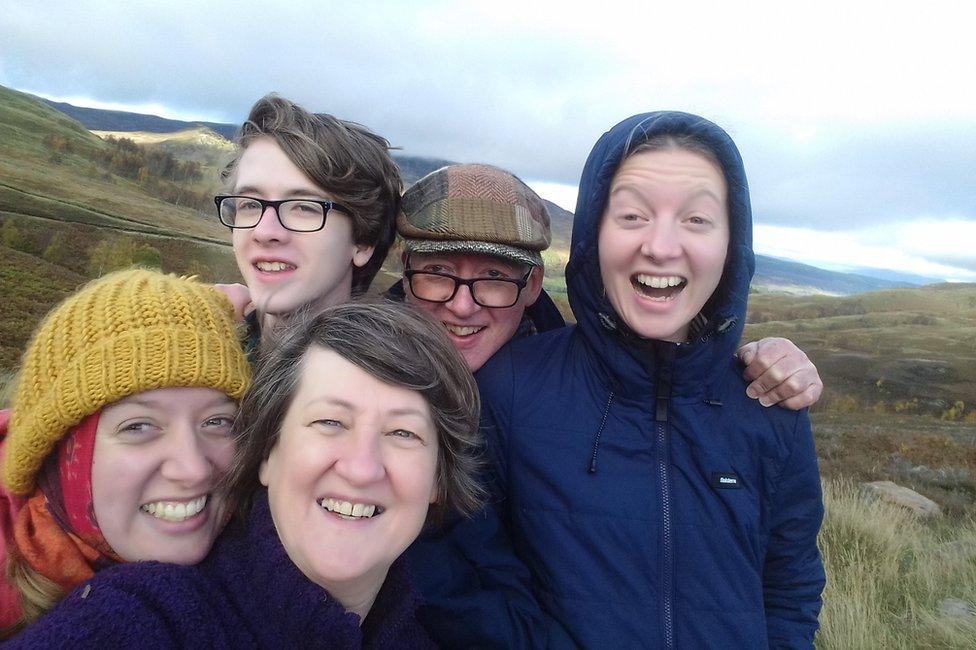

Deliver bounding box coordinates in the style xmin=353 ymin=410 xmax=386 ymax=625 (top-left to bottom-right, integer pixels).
xmin=11 ymin=413 xmax=120 ymax=593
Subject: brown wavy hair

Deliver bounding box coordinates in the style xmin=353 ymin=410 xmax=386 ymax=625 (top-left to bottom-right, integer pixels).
xmin=222 ymin=94 xmax=402 ymax=295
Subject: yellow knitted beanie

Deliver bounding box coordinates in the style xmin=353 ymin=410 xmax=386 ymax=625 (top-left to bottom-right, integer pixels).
xmin=2 ymin=268 xmax=251 ymax=495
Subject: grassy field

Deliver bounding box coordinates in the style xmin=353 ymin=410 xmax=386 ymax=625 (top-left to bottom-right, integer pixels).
xmin=816 ymin=478 xmax=976 ymax=648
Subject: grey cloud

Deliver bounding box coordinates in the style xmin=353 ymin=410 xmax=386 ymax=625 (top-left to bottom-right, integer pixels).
xmin=2 ymin=2 xmax=974 ymax=250
xmin=744 ymin=122 xmax=976 ymax=230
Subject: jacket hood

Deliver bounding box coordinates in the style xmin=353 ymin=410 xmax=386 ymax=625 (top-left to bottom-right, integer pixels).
xmin=566 ymin=111 xmax=755 ymax=387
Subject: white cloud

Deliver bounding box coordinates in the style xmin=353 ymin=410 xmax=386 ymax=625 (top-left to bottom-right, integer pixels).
xmin=755 ymin=222 xmax=976 ymax=282
xmin=526 ymin=180 xmax=578 ymax=213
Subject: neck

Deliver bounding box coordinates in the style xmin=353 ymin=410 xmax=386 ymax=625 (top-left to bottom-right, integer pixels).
xmin=323 ymin=565 xmax=388 ymax=624
xmin=258 ymin=282 xmax=355 ymax=343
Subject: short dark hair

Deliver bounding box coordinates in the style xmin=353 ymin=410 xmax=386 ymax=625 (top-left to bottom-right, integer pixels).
xmin=221 ymin=299 xmax=484 ymax=523
xmin=627 ymin=133 xmax=724 ymax=179
xmin=223 ymin=94 xmax=402 ymax=294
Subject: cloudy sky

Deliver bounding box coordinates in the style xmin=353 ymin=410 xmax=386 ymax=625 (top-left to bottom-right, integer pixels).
xmin=2 ymin=1 xmax=974 ymax=281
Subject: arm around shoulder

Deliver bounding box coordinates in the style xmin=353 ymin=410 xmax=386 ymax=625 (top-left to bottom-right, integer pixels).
xmin=5 ymin=577 xmax=183 ymax=648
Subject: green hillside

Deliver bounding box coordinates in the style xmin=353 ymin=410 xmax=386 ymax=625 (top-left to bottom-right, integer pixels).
xmin=745 ymin=284 xmax=976 ymax=417
xmin=0 ymin=85 xmax=229 ymax=242
xmin=0 ymin=85 xmax=243 ymax=379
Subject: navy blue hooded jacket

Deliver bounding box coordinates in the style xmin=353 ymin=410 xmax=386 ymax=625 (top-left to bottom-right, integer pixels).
xmin=409 ymin=112 xmax=825 ymax=649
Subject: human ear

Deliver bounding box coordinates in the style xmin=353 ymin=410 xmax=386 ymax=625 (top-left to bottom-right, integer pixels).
xmin=258 ymin=455 xmax=271 ymax=487
xmin=352 ymin=244 xmax=375 ymax=268
xmin=523 ymin=266 xmax=544 ymax=306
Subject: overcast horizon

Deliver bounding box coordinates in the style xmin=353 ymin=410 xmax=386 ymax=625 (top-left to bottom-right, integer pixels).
xmin=2 ymin=1 xmax=974 ymax=281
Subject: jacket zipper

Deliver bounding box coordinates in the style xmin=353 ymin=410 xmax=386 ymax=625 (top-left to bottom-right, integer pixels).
xmin=655 ymin=346 xmax=675 ymax=650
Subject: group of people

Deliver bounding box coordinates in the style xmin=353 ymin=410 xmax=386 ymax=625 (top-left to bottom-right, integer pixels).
xmin=0 ymin=94 xmax=826 ymax=647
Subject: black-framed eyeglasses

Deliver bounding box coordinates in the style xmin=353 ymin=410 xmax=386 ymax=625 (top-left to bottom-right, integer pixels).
xmin=213 ymin=195 xmax=354 ymax=233
xmin=404 ymin=266 xmax=533 ymax=308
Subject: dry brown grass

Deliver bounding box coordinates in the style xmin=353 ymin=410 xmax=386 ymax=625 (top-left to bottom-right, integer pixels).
xmin=817 ymin=479 xmax=976 ymax=648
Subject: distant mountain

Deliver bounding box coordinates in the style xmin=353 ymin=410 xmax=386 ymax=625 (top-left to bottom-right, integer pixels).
xmin=36 ymin=96 xmax=454 ymax=184
xmin=837 ymin=266 xmax=941 ymax=286
xmin=753 ymin=255 xmax=917 ymax=295
xmin=542 ymin=205 xmax=916 ymax=295
xmin=36 ymin=97 xmax=240 ymax=139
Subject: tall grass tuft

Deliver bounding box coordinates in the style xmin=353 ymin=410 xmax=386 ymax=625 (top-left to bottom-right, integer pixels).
xmin=817 ymin=479 xmax=976 ymax=648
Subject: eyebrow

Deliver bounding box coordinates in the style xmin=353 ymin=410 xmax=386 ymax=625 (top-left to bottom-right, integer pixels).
xmin=303 ymin=397 xmax=429 ymax=420
xmin=233 ymin=185 xmax=330 ymax=200
xmin=116 ymin=394 xmax=236 ymax=410
xmin=609 ymin=184 xmax=724 ymax=205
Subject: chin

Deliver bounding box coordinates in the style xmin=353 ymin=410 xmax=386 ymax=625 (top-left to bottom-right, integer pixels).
xmin=625 ymin=316 xmax=687 ymax=342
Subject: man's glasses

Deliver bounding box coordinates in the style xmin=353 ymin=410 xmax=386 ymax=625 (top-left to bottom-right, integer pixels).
xmin=214 ymin=195 xmax=354 ymax=232
xmin=404 ymin=266 xmax=532 ymax=308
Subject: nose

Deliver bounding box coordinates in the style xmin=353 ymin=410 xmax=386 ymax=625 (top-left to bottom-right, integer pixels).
xmin=334 ymin=432 xmax=386 ymax=486
xmin=251 ymin=205 xmax=290 ymax=243
xmin=640 ymin=219 xmax=681 ymax=262
xmin=444 ymin=283 xmax=481 ymax=318
xmin=160 ymin=425 xmax=215 ymax=487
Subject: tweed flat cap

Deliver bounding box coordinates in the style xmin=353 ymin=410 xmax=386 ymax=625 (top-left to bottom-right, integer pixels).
xmin=397 ymin=164 xmax=551 ymax=267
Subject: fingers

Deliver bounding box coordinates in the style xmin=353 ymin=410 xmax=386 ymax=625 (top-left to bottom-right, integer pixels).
xmin=747 ymin=366 xmax=821 ymax=408
xmin=739 ymin=337 xmax=793 ymax=381
xmin=213 ymin=283 xmax=253 ymax=322
xmin=740 ymin=337 xmax=824 ymax=410
xmin=736 ymin=340 xmax=759 ymax=368
xmin=774 ymin=383 xmax=824 ymax=411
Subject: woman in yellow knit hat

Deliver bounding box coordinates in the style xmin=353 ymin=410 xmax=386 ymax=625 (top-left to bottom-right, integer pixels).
xmin=0 ymin=269 xmax=250 ymax=636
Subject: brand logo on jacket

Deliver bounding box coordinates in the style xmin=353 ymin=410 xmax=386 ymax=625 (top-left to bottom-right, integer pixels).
xmin=711 ymin=472 xmax=741 ymax=489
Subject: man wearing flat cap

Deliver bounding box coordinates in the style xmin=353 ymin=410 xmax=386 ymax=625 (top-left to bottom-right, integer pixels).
xmin=388 ymin=163 xmax=564 ymax=372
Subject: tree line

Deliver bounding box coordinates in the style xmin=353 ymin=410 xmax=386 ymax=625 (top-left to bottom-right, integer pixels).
xmin=42 ymin=134 xmax=215 ymax=212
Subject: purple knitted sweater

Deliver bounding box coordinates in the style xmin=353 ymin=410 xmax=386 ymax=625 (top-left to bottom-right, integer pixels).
xmin=6 ymin=489 xmax=436 ymax=648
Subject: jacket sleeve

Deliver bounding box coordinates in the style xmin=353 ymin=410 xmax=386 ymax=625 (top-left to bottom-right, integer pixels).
xmin=763 ymin=412 xmax=826 ymax=649
xmin=407 ymin=358 xmax=576 ymax=649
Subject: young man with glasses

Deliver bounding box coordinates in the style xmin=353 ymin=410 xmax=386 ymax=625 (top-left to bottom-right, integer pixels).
xmin=216 ymin=94 xmax=401 ymax=349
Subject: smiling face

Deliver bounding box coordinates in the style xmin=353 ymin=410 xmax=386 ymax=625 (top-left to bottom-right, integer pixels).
xmin=598 ymin=148 xmax=730 ymax=342
xmin=230 ymin=137 xmax=374 ymax=317
xmin=403 ymin=251 xmax=543 ymax=372
xmin=259 ymin=346 xmax=439 ymax=614
xmin=91 ymin=387 xmax=237 ymax=564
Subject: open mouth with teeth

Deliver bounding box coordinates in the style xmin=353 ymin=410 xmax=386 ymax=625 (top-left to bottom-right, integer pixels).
xmin=444 ymin=324 xmax=486 ymax=338
xmin=254 ymin=261 xmax=296 ymax=273
xmin=140 ymin=495 xmax=209 ymax=522
xmin=318 ymin=497 xmax=384 ymax=520
xmin=632 ymin=274 xmax=687 ymax=301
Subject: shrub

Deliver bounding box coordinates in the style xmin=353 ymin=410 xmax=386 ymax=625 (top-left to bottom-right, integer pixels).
xmin=941 ymin=401 xmax=967 ymax=422
xmin=41 ymin=231 xmax=74 ymax=268
xmin=1 ymin=220 xmax=29 ymax=253
xmin=133 ymin=243 xmax=162 ymax=269
xmin=87 ymin=236 xmax=138 ymax=276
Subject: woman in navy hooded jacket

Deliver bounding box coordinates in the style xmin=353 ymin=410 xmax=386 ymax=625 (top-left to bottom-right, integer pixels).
xmin=411 ymin=112 xmax=825 ymax=649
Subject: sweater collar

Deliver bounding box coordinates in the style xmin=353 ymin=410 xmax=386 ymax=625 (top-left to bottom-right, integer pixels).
xmin=210 ymin=488 xmax=429 ymax=647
